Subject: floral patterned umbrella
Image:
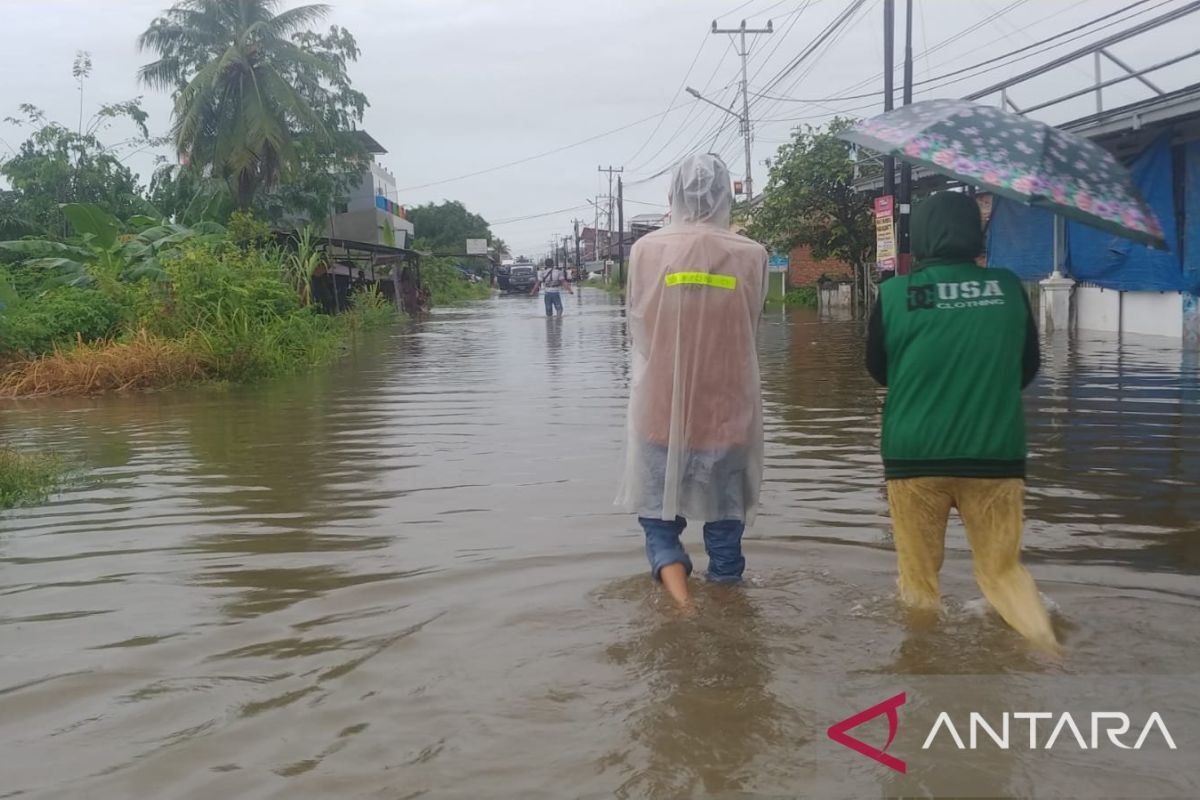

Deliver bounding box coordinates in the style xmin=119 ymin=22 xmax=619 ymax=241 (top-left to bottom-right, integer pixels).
xmin=839 ymin=99 xmax=1167 ymax=249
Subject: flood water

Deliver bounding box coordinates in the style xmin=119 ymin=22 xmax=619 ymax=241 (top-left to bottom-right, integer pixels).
xmin=2 ymin=288 xmax=1199 ymax=799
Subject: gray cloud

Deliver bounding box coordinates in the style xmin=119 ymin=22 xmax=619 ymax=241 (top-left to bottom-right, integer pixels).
xmin=2 ymin=0 xmax=1193 ymax=257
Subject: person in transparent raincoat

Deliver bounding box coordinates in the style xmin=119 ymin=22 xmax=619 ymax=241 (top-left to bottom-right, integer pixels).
xmin=616 ymin=153 xmax=768 ymax=607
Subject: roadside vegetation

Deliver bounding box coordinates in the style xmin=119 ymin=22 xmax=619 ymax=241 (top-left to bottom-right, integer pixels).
xmin=582 ymin=276 xmax=625 ymax=297
xmin=746 ymin=118 xmax=876 ymax=303
xmin=781 ymin=285 xmax=819 ymax=308
xmin=1 ymin=2 xmax=494 ymax=398
xmin=0 ymin=208 xmax=393 ymax=397
xmin=0 ymin=448 xmax=62 ymax=510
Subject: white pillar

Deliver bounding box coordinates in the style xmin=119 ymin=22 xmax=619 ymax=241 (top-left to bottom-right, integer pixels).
xmin=1040 ymin=274 xmax=1074 ymax=334
xmin=1040 ymin=215 xmax=1073 ymax=334
xmin=1184 ymin=293 xmax=1200 ymax=350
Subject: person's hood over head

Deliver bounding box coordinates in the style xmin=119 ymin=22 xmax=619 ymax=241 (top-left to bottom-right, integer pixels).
xmin=912 ymin=191 xmax=984 ymax=268
xmin=668 ymin=153 xmax=733 ymax=229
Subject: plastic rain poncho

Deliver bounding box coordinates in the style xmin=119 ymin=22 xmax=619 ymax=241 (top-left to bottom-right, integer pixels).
xmin=616 ymin=154 xmax=769 ymax=524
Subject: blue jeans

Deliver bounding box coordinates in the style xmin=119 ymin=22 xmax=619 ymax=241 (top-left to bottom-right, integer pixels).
xmin=639 ymin=516 xmax=746 ymax=584
xmin=544 ymin=291 xmax=563 ymax=316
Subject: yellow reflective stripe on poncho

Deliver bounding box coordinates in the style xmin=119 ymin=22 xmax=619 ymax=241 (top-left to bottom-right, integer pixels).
xmin=664 ymin=271 xmax=736 ymax=290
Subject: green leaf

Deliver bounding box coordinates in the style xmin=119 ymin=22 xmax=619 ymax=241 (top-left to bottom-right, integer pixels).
xmin=122 ymin=258 xmax=168 ymax=283
xmin=191 ymin=221 xmax=226 ymax=235
xmin=136 ymin=225 xmax=177 ymax=243
xmin=0 ymin=240 xmax=94 ymax=260
xmin=127 ymin=214 xmax=163 ymax=230
xmin=22 ymin=257 xmax=87 ymax=273
xmin=120 ymin=240 xmax=153 ymax=261
xmin=154 ymin=229 xmax=198 ymax=247
xmin=61 ymin=203 xmax=120 ymax=250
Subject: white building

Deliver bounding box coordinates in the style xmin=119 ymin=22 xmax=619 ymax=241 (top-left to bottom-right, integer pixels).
xmin=327 ymin=132 xmax=415 ymax=249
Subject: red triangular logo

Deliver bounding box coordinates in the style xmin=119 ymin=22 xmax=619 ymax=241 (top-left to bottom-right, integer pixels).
xmin=827 ymin=692 xmax=907 ymax=773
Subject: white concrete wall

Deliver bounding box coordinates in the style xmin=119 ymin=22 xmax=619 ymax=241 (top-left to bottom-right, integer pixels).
xmin=1073 ymin=286 xmax=1184 ymax=338
xmin=328 ymin=209 xmax=414 ymax=248
xmin=345 ymin=162 xmax=401 ymax=213
xmin=1122 ymin=292 xmax=1183 ymax=338
xmin=1075 ymin=286 xmax=1121 ymax=333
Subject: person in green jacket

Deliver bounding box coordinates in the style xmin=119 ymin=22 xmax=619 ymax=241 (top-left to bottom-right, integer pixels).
xmin=865 ymin=191 xmax=1057 ymax=652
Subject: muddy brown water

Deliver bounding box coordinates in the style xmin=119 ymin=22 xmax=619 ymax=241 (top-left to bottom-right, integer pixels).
xmin=2 ymin=288 xmax=1198 ymax=799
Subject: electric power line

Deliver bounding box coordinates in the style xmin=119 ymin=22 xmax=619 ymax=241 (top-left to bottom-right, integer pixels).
xmin=755 ymin=0 xmax=1155 ymax=107
xmin=623 ymin=32 xmax=710 ymax=165
xmin=490 ymin=203 xmax=595 ymax=226
xmin=749 ymin=0 xmax=1177 ymax=126
xmin=626 ymin=39 xmax=738 ymax=174
xmin=755 ymin=0 xmax=872 ymax=98
xmin=397 ymin=101 xmax=691 ymax=192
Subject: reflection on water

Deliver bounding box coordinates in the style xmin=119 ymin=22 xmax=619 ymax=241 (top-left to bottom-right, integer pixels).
xmin=604 ymin=585 xmax=793 ymax=798
xmin=1 ymin=289 xmax=1198 ymax=797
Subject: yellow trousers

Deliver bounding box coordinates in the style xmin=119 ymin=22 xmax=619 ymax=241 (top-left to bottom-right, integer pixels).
xmin=886 ymin=477 xmax=1057 ymax=650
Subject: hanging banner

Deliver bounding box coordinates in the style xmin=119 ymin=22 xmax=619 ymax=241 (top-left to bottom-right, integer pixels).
xmin=874 ymin=195 xmax=896 ymax=272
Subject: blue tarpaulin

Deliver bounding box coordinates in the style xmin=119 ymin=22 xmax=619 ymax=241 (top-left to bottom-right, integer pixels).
xmin=1184 ymin=141 xmax=1200 ymax=292
xmin=986 ymin=196 xmax=1055 ymax=280
xmin=986 ymin=132 xmax=1200 ymax=294
xmin=1067 ymin=133 xmax=1185 ymax=292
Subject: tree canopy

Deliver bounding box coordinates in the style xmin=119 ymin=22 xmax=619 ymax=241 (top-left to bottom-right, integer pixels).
xmin=747 ymin=118 xmax=875 ymax=270
xmin=1 ymin=58 xmax=157 ymax=239
xmin=407 ymin=200 xmax=496 ymax=255
xmin=137 ymin=0 xmax=364 ymax=211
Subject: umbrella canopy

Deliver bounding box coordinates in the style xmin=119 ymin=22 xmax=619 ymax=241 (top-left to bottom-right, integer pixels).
xmin=839 ymin=99 xmax=1167 ymax=249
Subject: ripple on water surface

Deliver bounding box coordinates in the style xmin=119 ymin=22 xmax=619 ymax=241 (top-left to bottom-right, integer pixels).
xmin=1 ymin=292 xmax=1198 ymax=797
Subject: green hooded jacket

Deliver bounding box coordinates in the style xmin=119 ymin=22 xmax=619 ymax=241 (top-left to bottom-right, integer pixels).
xmin=865 ymin=192 xmax=1039 ymax=480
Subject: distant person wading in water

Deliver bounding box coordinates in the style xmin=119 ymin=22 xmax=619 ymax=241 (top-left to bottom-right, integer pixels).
xmin=866 ymin=191 xmax=1058 ymax=653
xmin=534 ymin=258 xmax=571 ymax=316
xmin=617 ymin=153 xmax=768 ymax=609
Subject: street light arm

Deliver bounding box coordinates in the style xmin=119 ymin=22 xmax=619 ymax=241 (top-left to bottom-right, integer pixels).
xmin=685 ymin=86 xmax=742 ymax=121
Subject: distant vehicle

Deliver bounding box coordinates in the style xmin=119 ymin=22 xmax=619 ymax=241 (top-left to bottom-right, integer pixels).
xmin=498 ymin=260 xmax=537 ymax=294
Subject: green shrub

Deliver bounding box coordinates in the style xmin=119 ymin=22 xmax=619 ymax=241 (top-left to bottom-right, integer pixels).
xmin=0 ymin=448 xmax=62 ymax=509
xmin=0 ymin=286 xmax=128 ymax=354
xmin=783 ymin=285 xmax=818 ymax=308
xmin=1 ymin=215 xmax=400 ymax=395
xmin=347 ymin=285 xmax=399 ymax=330
xmin=154 ymin=242 xmax=349 ymax=380
xmin=421 ymin=258 xmax=490 ymax=305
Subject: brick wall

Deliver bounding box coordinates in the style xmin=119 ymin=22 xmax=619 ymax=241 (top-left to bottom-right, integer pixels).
xmin=788 ymin=244 xmax=852 ymax=287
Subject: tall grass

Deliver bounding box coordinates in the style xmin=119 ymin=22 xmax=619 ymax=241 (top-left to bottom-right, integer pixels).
xmin=0 ymin=330 xmax=204 ymax=397
xmin=422 ymin=258 xmax=491 ymax=306
xmin=0 ymin=447 xmax=62 ymax=509
xmin=1 ymin=236 xmax=399 ymax=397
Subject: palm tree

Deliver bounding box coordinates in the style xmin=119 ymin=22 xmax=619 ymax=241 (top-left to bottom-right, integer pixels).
xmin=138 ymin=0 xmax=335 ymax=210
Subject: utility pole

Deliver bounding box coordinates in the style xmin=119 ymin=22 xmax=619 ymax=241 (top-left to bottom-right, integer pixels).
xmin=882 ymin=1 xmax=895 ymax=201
xmin=711 ymin=18 xmax=774 ymax=201
xmin=897 ymin=0 xmax=914 ymax=273
xmin=573 ymin=219 xmax=582 ymax=270
xmin=589 ymin=196 xmax=603 ymax=263
xmin=617 ymin=176 xmax=626 ymax=286
xmin=598 ymin=165 xmax=623 ymax=268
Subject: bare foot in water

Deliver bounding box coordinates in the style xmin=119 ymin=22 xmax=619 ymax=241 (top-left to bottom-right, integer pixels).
xmin=659 ymin=563 xmax=693 ymax=612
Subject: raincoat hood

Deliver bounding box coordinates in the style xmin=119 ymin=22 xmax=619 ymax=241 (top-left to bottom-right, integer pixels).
xmin=669 ymin=153 xmax=733 ymax=229
xmin=912 ymin=191 xmax=984 ymax=268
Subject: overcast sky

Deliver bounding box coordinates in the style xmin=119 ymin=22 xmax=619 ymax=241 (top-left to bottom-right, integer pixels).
xmin=2 ymin=0 xmax=1196 ymax=257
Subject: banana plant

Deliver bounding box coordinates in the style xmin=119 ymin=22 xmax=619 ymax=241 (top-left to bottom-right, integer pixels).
xmin=0 ymin=203 xmax=225 ymax=289
xmin=283 ymin=226 xmax=321 ymax=306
